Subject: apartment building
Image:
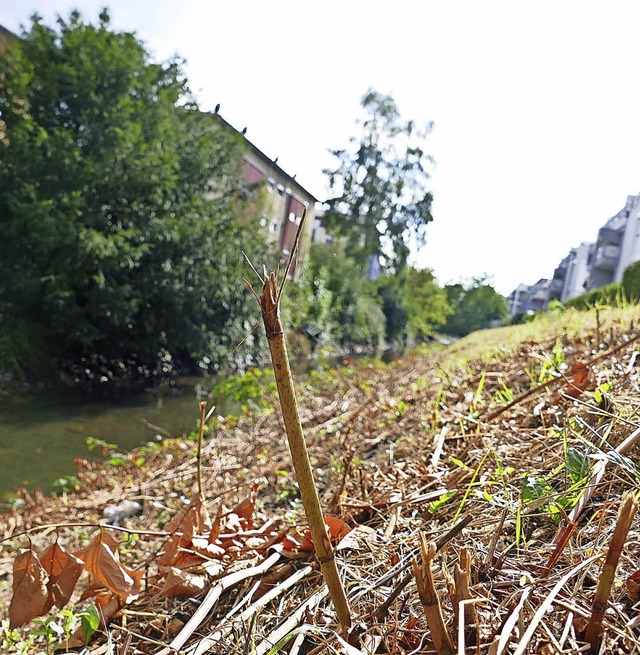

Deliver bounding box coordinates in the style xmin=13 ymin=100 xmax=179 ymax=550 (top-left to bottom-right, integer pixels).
xmin=0 ymin=24 xmax=16 ymax=53
xmin=508 ymin=193 xmax=640 ymax=314
xmin=210 ymin=113 xmax=317 ymax=274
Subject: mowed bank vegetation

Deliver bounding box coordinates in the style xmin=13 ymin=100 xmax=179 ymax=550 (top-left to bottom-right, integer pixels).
xmin=2 ymin=304 xmax=640 ymax=654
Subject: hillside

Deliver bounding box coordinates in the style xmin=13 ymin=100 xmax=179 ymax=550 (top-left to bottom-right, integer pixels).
xmin=2 ymin=305 xmax=640 ymax=654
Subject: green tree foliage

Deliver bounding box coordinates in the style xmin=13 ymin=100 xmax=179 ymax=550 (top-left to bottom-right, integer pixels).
xmin=282 ymin=243 xmax=386 ymax=351
xmin=375 ymin=268 xmax=451 ymax=347
xmin=0 ymin=11 xmax=263 ymax=378
xmin=443 ymin=278 xmax=508 ymax=337
xmin=322 ymin=89 xmax=434 ymax=270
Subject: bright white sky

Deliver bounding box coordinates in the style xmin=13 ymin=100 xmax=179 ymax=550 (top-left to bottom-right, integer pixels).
xmin=2 ymin=1 xmax=640 ymax=296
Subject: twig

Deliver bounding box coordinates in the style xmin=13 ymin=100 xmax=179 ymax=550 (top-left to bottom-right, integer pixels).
xmin=551 ymin=425 xmax=640 ymax=545
xmin=254 ymin=587 xmax=329 ymax=655
xmin=154 ymin=549 xmax=283 ymax=655
xmin=482 ymin=331 xmax=640 ymax=422
xmin=372 ymin=514 xmax=475 ymax=619
xmin=511 ymin=554 xmax=600 ymax=655
xmin=187 ymin=564 xmax=314 ymax=655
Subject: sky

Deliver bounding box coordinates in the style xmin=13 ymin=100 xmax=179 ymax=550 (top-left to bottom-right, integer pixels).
xmin=2 ymin=1 xmax=640 ymax=296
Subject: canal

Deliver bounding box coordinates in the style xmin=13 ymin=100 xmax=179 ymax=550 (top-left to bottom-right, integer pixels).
xmin=0 ymin=377 xmax=219 ymax=505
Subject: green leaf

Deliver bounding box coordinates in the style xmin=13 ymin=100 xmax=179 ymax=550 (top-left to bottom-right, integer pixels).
xmin=428 ymin=490 xmax=457 ymax=514
xmin=81 ymin=604 xmax=100 ymax=644
xmin=565 ymin=447 xmax=590 ymax=484
xmin=521 ymin=475 xmax=555 ymax=504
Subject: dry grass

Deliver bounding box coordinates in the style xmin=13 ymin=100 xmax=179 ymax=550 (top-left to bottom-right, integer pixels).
xmin=2 ymin=304 xmax=640 ymax=654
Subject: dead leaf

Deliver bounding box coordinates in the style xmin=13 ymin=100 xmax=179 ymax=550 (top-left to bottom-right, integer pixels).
xmin=230 ymin=482 xmax=260 ymax=529
xmin=164 ymin=496 xmax=211 ymax=542
xmin=191 ymin=534 xmax=226 ymax=558
xmin=39 ymin=542 xmax=84 ymax=613
xmin=78 ymin=578 xmax=108 ymax=602
xmin=325 ymin=515 xmax=352 ymax=543
xmin=563 ymin=361 xmax=593 ymax=398
xmin=83 ymin=531 xmax=142 ymax=602
xmin=9 ymin=547 xmax=49 ymax=628
xmin=627 ymin=570 xmax=640 ymax=601
xmin=160 ymin=567 xmax=207 ymax=597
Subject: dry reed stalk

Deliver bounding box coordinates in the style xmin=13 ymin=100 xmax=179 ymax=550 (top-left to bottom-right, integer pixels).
xmin=454 ymin=548 xmax=478 ymax=639
xmin=584 ymin=492 xmax=639 ymax=653
xmin=412 ymin=533 xmax=456 ymax=655
xmin=154 ymin=549 xmax=283 ymax=655
xmin=254 ymin=262 xmax=351 ymax=631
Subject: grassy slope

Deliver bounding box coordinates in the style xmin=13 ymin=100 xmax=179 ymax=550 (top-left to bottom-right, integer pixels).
xmin=2 ymin=305 xmax=640 ymax=653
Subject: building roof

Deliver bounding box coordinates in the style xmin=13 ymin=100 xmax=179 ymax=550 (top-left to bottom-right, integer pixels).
xmin=207 ymin=111 xmax=319 ymax=204
xmin=0 ymin=24 xmax=18 ymax=53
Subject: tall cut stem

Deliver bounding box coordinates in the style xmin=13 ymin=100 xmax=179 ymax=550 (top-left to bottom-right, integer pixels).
xmin=256 ymin=268 xmax=352 ymax=631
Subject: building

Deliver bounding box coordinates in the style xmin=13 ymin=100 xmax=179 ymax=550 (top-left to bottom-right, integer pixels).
xmin=0 ymin=24 xmax=16 ymax=53
xmin=508 ymin=193 xmax=640 ymax=313
xmin=507 ymin=278 xmax=560 ymax=316
xmin=211 ymin=113 xmax=317 ymax=275
xmin=556 ymin=242 xmax=594 ymax=301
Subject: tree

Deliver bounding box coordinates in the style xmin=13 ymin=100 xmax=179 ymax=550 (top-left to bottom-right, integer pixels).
xmin=443 ymin=278 xmax=508 ymax=337
xmin=376 ymin=267 xmax=451 ymax=347
xmin=0 ymin=11 xmax=264 ymax=378
xmin=323 ymin=89 xmax=434 ymax=270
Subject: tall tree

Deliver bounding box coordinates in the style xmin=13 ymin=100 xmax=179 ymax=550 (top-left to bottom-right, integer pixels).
xmin=444 ymin=278 xmax=508 ymax=337
xmin=323 ymin=89 xmax=434 ymax=270
xmin=0 ymin=11 xmax=263 ymax=378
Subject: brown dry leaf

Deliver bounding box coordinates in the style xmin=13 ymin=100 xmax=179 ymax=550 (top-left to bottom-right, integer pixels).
xmin=191 ymin=534 xmax=226 ymax=558
xmin=563 ymin=361 xmax=593 ymax=398
xmin=626 ymin=570 xmax=640 ymax=601
xmin=83 ymin=531 xmax=142 ymax=601
xmin=159 ymin=566 xmax=207 ymax=597
xmin=230 ymin=481 xmax=260 ymax=529
xmin=165 ymin=496 xmax=211 ymax=543
xmin=78 ymin=578 xmax=108 ymax=602
xmin=39 ymin=541 xmax=85 ymax=613
xmin=9 ymin=547 xmax=49 ymax=628
xmin=208 ymin=505 xmax=222 ymax=543
xmin=281 ymin=530 xmax=314 ymax=558
xmin=157 ymin=534 xmax=182 ymax=567
xmin=325 ymin=515 xmax=352 ymax=543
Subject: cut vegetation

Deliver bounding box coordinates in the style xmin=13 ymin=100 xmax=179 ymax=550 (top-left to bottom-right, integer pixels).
xmin=2 ymin=304 xmax=640 ymax=654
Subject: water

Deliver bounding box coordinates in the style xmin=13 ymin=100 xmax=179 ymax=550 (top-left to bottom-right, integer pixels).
xmin=0 ymin=377 xmax=214 ymax=504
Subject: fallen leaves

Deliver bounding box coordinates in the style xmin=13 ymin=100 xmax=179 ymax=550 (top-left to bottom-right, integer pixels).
xmin=9 ymin=548 xmax=48 ymax=629
xmin=562 ymin=361 xmax=594 ymax=399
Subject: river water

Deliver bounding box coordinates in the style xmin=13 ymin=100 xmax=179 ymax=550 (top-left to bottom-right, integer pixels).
xmin=0 ymin=377 xmax=219 ymax=505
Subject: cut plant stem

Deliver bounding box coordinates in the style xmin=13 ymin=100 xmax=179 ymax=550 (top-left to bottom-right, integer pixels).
xmin=584 ymin=492 xmax=639 ymax=653
xmin=412 ymin=533 xmax=455 ymax=655
xmin=256 ymin=267 xmax=352 ymax=631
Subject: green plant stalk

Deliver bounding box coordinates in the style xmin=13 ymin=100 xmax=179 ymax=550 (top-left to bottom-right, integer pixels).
xmin=585 ymin=492 xmax=638 ymax=652
xmin=258 ymin=270 xmax=352 ymax=631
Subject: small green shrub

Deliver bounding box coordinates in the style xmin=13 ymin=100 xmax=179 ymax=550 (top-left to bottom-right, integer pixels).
xmin=563 ymin=283 xmax=626 ymax=310
xmin=622 ymin=260 xmax=640 ymax=302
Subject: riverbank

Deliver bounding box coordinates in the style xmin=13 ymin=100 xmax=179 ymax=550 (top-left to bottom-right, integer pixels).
xmin=2 ymin=305 xmax=640 ymax=654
